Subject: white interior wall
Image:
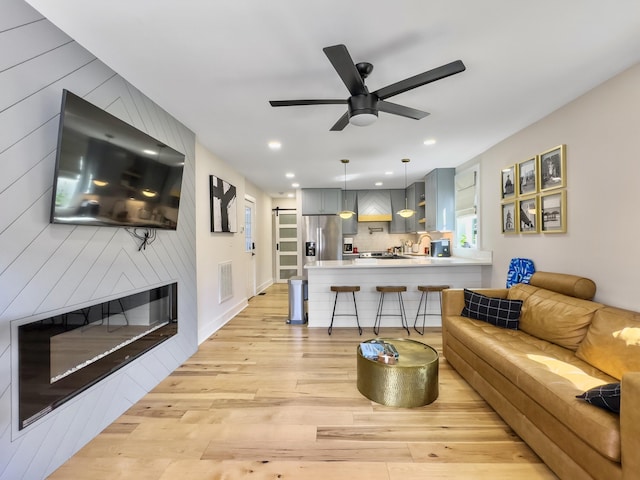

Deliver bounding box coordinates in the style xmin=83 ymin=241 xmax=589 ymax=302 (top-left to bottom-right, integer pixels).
xmin=195 ymin=141 xmax=248 ymax=343
xmin=194 ymin=144 xmax=275 ymax=344
xmin=478 ymin=62 xmax=640 ymax=309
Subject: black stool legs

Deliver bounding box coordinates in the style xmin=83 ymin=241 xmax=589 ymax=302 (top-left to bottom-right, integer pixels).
xmin=414 ymin=285 xmax=449 ymax=335
xmin=329 ymin=286 xmax=361 ymax=335
xmin=374 ymin=286 xmax=410 ymax=335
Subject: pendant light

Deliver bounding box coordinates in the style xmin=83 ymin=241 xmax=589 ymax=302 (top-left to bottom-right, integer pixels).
xmin=338 ymin=159 xmax=355 ymax=219
xmin=397 ymin=158 xmax=415 ymax=218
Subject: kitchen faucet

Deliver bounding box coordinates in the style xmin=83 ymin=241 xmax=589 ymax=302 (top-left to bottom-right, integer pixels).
xmin=416 ymin=233 xmax=432 ymax=252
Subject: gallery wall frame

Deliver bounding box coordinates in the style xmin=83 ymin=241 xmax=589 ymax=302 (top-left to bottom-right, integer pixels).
xmin=517 ymin=157 xmax=538 ymax=196
xmin=518 ymin=195 xmax=539 ymax=233
xmin=540 ymin=190 xmax=567 ymax=233
xmin=209 ymin=175 xmax=238 ymax=233
xmin=501 ymin=165 xmax=516 ymax=200
xmin=539 ymin=144 xmax=566 ymax=191
xmin=501 ymin=201 xmax=517 ymax=234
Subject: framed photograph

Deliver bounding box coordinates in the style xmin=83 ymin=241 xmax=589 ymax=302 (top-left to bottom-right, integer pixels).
xmin=209 ymin=175 xmax=238 ymax=233
xmin=540 ymin=190 xmax=567 ymax=233
xmin=539 ymin=144 xmax=566 ymax=191
xmin=518 ymin=196 xmax=539 ymax=233
xmin=501 ymin=201 xmax=517 ymax=234
xmin=501 ymin=165 xmax=516 ymax=200
xmin=517 ymin=157 xmax=538 ymax=196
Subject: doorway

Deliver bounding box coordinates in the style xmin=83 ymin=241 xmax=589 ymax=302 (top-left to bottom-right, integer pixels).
xmin=244 ymin=196 xmax=257 ymax=299
xmin=274 ymin=209 xmax=298 ymax=283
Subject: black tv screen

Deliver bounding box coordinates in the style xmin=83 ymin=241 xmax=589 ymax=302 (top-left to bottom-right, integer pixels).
xmin=50 ymin=90 xmax=185 ymax=230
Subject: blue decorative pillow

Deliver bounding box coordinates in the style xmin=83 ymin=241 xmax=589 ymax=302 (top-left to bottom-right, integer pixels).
xmin=576 ymin=383 xmax=620 ymax=413
xmin=460 ymin=289 xmax=523 ymax=329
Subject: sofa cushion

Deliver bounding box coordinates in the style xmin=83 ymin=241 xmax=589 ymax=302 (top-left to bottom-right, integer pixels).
xmin=460 ymin=289 xmax=522 ymax=329
xmin=508 ymin=284 xmax=603 ymax=351
xmin=576 ymin=383 xmax=621 ymax=413
xmin=576 ymin=306 xmax=640 ymax=380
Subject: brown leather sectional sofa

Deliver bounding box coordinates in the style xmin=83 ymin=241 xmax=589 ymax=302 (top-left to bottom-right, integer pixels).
xmin=442 ymin=271 xmax=640 ymax=480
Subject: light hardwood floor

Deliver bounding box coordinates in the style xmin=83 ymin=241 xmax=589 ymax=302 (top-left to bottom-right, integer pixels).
xmin=50 ymin=284 xmax=557 ymax=479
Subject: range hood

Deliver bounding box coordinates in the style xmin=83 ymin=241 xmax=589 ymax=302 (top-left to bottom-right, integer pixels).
xmin=357 ymin=190 xmax=392 ymax=222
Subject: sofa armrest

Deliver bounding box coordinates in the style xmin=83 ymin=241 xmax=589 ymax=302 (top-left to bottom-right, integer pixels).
xmin=442 ymin=288 xmax=509 ymax=318
xmin=621 ymin=372 xmax=640 ymax=479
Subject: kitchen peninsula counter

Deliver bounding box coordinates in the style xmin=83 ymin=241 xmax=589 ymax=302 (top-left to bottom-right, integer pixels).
xmin=305 ymin=253 xmax=492 ymax=330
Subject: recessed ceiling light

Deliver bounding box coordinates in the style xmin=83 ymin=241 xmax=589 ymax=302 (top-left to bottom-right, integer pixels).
xmin=375 ymin=182 xmax=383 ymax=186
xmin=285 ymin=172 xmax=295 ymax=178
xmin=385 ymin=171 xmax=393 ymax=175
xmin=292 ymin=182 xmax=300 ymax=188
xmin=423 ymin=138 xmax=436 ymax=146
xmin=268 ymin=140 xmax=282 ymax=150
xmin=287 ymin=193 xmax=294 ymax=198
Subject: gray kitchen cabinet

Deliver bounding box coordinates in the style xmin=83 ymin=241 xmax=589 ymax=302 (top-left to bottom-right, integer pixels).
xmin=301 ymin=188 xmax=341 ymax=215
xmin=341 ymin=190 xmax=358 ymax=235
xmin=424 ymin=168 xmax=455 ymax=232
xmin=357 ymin=189 xmax=392 ymax=221
xmin=389 ymin=189 xmax=407 ymax=233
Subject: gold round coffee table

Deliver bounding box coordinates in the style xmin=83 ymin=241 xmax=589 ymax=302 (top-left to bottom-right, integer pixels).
xmin=357 ymin=338 xmax=439 ymax=407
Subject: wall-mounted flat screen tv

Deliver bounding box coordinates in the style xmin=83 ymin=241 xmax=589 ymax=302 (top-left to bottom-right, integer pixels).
xmin=50 ymin=90 xmax=185 ymax=230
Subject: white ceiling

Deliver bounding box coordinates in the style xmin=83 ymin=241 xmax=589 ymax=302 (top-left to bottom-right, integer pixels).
xmin=26 ymin=0 xmax=640 ymax=197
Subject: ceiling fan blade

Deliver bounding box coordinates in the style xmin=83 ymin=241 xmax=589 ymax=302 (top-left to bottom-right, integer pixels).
xmin=323 ymin=44 xmax=367 ymax=96
xmin=377 ymin=100 xmax=429 ymax=120
xmin=270 ymin=99 xmax=347 ymax=107
xmin=330 ymin=111 xmax=350 ymax=131
xmin=373 ymin=60 xmax=466 ymax=100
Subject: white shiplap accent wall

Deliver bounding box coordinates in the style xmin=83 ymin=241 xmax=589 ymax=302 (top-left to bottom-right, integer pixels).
xmin=0 ymin=1 xmax=197 ymax=478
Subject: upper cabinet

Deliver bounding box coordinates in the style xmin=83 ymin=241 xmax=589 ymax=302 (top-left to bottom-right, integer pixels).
xmin=301 ymin=188 xmax=341 ymax=215
xmin=424 ymin=168 xmax=455 ymax=232
xmin=357 ymin=190 xmax=392 ymax=222
xmin=341 ymin=190 xmax=358 ymax=235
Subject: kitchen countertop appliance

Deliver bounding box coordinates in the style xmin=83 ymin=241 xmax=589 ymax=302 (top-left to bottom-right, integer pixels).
xmin=430 ymin=239 xmax=451 ymax=257
xmin=343 ymin=237 xmax=354 ymax=253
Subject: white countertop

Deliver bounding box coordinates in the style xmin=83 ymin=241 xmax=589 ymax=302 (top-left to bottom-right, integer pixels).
xmin=305 ymin=255 xmax=492 ymax=269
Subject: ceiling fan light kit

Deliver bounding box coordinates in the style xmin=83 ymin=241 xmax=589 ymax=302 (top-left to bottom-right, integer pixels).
xmin=269 ymin=44 xmax=465 ymax=131
xmin=349 ymin=112 xmax=377 ymax=127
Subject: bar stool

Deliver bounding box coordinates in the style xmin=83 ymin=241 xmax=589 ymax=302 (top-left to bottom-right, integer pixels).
xmin=414 ymin=285 xmax=450 ymax=335
xmin=374 ymin=286 xmax=410 ymax=335
xmin=329 ymin=286 xmax=362 ymax=335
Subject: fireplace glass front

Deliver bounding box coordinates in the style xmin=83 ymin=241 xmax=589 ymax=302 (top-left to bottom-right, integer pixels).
xmin=18 ymin=283 xmax=177 ymax=429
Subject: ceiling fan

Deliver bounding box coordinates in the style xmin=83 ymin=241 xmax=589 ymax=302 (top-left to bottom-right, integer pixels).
xmin=269 ymin=44 xmax=466 ymax=131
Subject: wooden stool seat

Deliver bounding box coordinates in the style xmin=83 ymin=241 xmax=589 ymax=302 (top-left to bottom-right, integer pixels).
xmin=329 ymin=285 xmax=361 ymax=335
xmin=376 ymin=286 xmax=407 ymax=293
xmin=331 ymin=286 xmax=360 ymax=293
xmin=414 ymin=285 xmax=450 ymax=335
xmin=374 ymin=286 xmax=409 ymax=335
xmin=418 ymin=285 xmax=449 ymax=293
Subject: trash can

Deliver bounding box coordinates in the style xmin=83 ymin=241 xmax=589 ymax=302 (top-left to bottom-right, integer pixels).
xmin=287 ymin=276 xmax=308 ymax=324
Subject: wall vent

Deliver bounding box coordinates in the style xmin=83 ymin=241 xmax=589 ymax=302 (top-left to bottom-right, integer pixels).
xmin=219 ymin=261 xmax=233 ymax=303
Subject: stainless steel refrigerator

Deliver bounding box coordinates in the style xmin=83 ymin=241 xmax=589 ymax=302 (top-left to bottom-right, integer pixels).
xmin=302 ymin=215 xmax=342 ymax=275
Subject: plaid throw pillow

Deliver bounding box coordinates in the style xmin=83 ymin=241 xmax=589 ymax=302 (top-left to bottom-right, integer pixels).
xmin=576 ymin=383 xmax=621 ymax=413
xmin=461 ymin=289 xmax=523 ymax=329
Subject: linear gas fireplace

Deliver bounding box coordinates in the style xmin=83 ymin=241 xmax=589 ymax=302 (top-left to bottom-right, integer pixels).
xmin=18 ymin=283 xmax=178 ymax=430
